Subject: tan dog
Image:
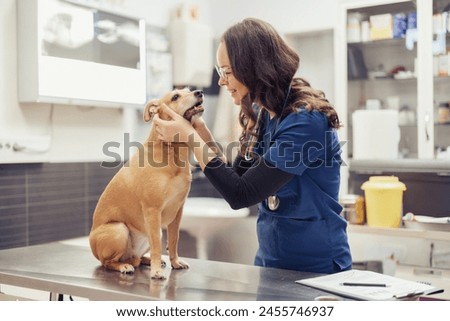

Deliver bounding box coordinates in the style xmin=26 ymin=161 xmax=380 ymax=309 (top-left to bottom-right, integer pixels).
xmin=89 ymin=88 xmax=204 ymax=279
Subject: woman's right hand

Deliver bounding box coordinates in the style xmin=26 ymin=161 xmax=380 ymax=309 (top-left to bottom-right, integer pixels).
xmin=152 ymin=105 xmax=196 ymax=143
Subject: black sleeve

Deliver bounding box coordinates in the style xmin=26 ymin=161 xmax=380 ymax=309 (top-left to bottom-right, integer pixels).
xmin=232 ymin=154 xmax=255 ymax=176
xmin=203 ymin=156 xmax=294 ymax=210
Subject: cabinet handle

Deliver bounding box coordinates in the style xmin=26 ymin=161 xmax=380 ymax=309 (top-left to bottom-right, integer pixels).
xmin=424 ymin=112 xmax=430 ymax=141
xmin=413 ymin=268 xmax=442 ymax=277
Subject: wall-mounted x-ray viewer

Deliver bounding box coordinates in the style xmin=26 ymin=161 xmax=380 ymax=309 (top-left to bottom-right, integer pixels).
xmin=17 ymin=0 xmax=147 ymax=107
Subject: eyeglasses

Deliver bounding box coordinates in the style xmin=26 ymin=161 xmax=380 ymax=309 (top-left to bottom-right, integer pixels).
xmin=215 ymin=65 xmax=233 ymax=82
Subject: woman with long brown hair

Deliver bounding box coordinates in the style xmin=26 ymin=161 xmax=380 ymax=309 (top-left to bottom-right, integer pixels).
xmin=153 ymin=18 xmax=352 ymax=274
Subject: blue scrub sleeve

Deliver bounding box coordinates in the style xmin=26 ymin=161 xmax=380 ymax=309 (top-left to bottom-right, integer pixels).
xmin=203 ymin=155 xmax=294 ymax=210
xmin=264 ymin=112 xmax=340 ymax=176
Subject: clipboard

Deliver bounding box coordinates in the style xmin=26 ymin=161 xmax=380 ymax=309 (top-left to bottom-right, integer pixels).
xmin=296 ymin=270 xmax=444 ymax=301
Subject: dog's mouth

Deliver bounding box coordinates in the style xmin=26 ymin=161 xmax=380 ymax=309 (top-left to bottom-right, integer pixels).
xmin=183 ymin=100 xmax=204 ymax=121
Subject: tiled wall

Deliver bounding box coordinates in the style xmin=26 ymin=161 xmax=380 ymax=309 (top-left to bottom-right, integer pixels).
xmin=0 ymin=162 xmax=225 ymax=251
xmin=0 ymin=163 xmax=119 ymax=250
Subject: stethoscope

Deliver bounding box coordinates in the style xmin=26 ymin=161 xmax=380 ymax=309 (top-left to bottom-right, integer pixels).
xmin=244 ymin=84 xmax=292 ymax=211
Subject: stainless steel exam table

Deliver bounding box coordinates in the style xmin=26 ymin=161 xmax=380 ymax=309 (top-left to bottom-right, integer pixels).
xmin=0 ymin=241 xmax=344 ymax=301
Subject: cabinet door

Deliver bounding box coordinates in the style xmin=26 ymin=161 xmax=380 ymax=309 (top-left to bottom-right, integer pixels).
xmin=343 ymin=1 xmax=420 ymax=160
xmin=433 ymin=0 xmax=450 ymax=158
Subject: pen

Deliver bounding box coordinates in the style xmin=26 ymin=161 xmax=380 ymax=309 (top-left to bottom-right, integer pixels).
xmin=341 ymin=282 xmax=387 ymax=287
xmin=394 ymin=291 xmax=423 ymax=299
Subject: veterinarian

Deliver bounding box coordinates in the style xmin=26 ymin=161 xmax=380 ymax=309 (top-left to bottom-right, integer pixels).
xmin=153 ymin=18 xmax=352 ymax=274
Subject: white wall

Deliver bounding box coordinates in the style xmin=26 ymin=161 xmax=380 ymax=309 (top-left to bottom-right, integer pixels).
xmin=0 ymin=0 xmax=203 ymax=163
xmin=287 ymin=31 xmax=335 ymax=105
xmin=0 ymin=0 xmax=132 ymax=163
xmin=0 ymin=0 xmax=339 ymax=164
xmin=208 ymin=0 xmax=338 ymax=36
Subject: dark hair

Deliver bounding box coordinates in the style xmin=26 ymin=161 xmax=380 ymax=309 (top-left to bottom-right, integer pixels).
xmin=221 ymin=18 xmax=341 ymax=155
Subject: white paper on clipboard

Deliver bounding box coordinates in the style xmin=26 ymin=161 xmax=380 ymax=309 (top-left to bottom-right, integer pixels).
xmin=296 ymin=270 xmax=443 ymax=301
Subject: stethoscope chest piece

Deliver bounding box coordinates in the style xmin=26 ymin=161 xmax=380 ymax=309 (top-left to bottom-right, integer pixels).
xmin=267 ymin=195 xmax=280 ymax=211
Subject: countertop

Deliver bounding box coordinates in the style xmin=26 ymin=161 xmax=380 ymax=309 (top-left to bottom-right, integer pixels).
xmin=0 ymin=241 xmax=344 ymax=301
xmin=349 ymin=159 xmax=450 ymax=174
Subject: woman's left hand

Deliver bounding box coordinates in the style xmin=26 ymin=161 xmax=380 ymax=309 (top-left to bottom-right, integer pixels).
xmin=152 ymin=105 xmax=196 ymax=142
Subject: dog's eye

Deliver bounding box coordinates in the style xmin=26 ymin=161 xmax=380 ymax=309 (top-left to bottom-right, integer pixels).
xmin=171 ymin=94 xmax=180 ymax=102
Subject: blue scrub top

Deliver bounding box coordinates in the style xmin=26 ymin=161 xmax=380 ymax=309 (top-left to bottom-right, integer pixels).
xmin=254 ymin=108 xmax=352 ymax=274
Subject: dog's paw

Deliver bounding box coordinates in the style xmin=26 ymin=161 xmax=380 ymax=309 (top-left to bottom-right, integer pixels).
xmin=140 ymin=257 xmax=166 ymax=268
xmin=128 ymin=257 xmax=142 ymax=268
xmin=171 ymin=260 xmax=189 ymax=270
xmin=140 ymin=256 xmax=151 ymax=266
xmin=150 ymin=269 xmax=166 ymax=279
xmin=119 ymin=264 xmax=135 ymax=274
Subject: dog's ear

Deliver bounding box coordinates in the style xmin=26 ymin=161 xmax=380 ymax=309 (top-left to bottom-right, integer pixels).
xmin=143 ymin=99 xmax=160 ymax=122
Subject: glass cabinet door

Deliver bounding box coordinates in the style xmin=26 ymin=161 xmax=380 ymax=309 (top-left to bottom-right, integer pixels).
xmin=433 ymin=0 xmax=450 ymax=160
xmin=336 ymin=0 xmax=450 ymax=195
xmin=344 ymin=1 xmax=419 ymax=159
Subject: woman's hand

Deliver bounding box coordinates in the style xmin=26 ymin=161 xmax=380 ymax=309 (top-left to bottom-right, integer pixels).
xmin=152 ymin=105 xmax=196 ymax=142
xmin=192 ymin=116 xmax=207 ymax=131
xmin=153 ymin=105 xmax=225 ymax=169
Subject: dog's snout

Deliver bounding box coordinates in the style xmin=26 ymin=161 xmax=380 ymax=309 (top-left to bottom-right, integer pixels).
xmin=194 ymin=90 xmax=203 ymax=98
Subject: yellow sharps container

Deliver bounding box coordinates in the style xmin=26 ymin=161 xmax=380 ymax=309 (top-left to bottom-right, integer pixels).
xmin=361 ymin=176 xmax=406 ymax=228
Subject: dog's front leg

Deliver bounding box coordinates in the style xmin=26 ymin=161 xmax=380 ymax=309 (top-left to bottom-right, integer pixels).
xmin=144 ymin=209 xmax=165 ymax=279
xmin=167 ymin=207 xmax=189 ymax=270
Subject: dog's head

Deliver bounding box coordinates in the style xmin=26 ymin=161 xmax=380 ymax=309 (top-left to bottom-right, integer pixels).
xmin=143 ymin=88 xmax=204 ymax=123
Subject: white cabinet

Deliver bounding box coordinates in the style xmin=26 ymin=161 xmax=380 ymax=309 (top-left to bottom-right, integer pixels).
xmin=348 ymin=224 xmax=450 ymax=300
xmin=335 ymin=0 xmax=450 ymax=193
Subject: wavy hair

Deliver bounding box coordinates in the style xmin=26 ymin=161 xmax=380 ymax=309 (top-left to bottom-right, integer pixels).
xmin=221 ymin=18 xmax=341 ymax=155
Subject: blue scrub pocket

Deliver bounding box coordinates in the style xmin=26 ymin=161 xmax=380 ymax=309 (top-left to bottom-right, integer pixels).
xmin=276 ymin=217 xmax=333 ymax=273
xmin=255 ymin=212 xmax=280 ymax=264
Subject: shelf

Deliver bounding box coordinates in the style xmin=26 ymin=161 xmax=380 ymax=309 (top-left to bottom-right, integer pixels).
xmin=434 ymin=75 xmax=450 ymax=82
xmin=346 ymin=123 xmax=419 ymax=128
xmin=348 ymin=76 xmax=416 ymax=83
xmin=347 ymin=1 xmax=416 ymax=18
xmin=348 ymin=158 xmax=450 ymax=173
xmin=348 ymin=37 xmax=410 ymax=48
xmin=348 ymin=224 xmax=450 ymax=241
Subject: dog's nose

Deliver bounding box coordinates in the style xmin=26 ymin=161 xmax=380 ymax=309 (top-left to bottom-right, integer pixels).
xmin=194 ymin=90 xmax=204 ymax=98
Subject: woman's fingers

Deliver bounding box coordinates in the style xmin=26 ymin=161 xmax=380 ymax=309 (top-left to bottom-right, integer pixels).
xmin=152 ymin=113 xmax=163 ymax=125
xmin=159 ymin=104 xmax=182 ymax=120
xmin=153 ymin=113 xmax=179 ymax=142
xmin=152 ymin=114 xmax=166 ymax=140
xmin=151 ymin=107 xmax=195 ymax=143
